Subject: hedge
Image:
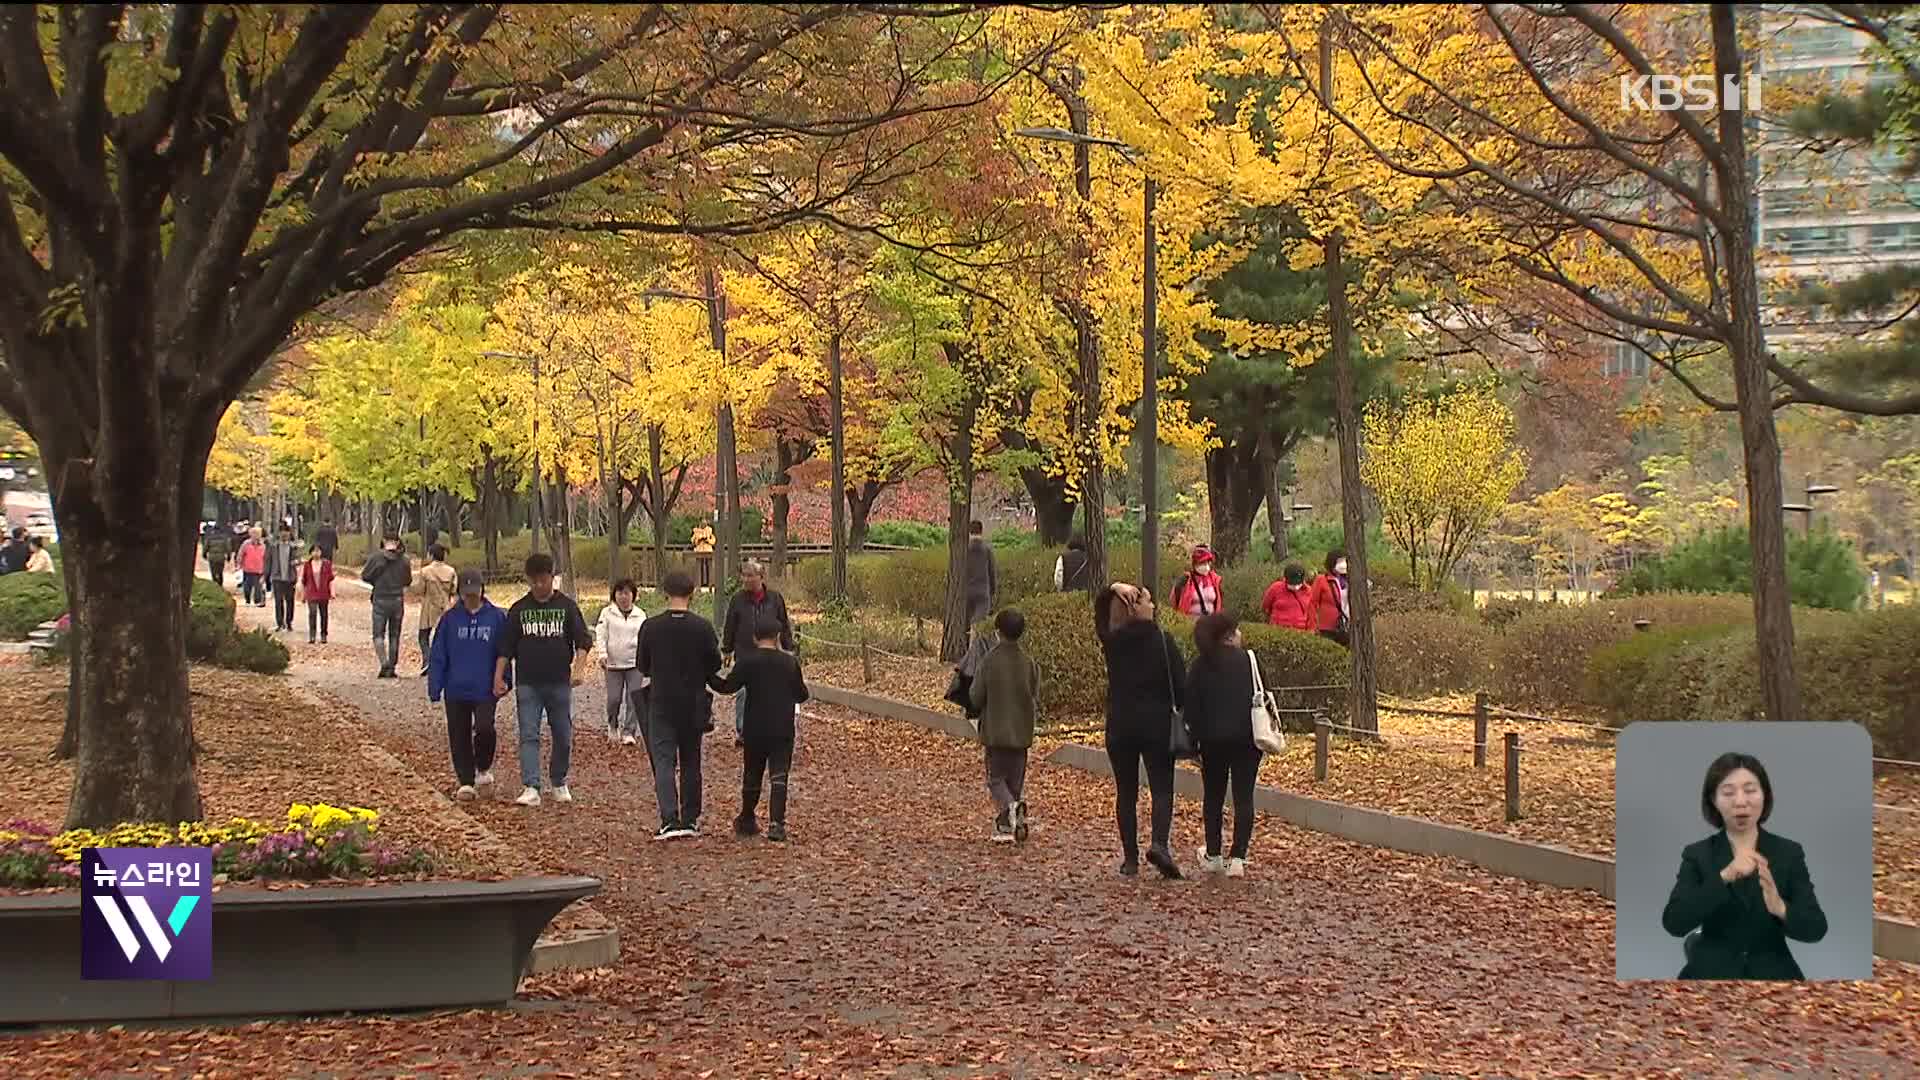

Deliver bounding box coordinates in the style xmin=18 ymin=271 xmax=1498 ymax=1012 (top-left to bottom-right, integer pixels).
xmin=187 ymin=577 xmax=237 ymax=661
xmin=1490 ymin=593 xmax=1761 ymax=712
xmin=214 ymin=627 xmax=291 ymax=674
xmin=1607 ymin=525 xmax=1867 ymax=611
xmin=1373 ymin=613 xmax=1500 ymax=699
xmin=1583 ymin=622 xmax=1744 ymax=720
xmin=0 ymin=573 xmax=65 ymax=640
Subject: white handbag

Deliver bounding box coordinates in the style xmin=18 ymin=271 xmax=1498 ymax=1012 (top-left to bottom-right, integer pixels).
xmin=1247 ymin=651 xmax=1287 ymax=755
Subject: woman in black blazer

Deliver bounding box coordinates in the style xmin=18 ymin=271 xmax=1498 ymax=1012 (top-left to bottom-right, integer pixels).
xmin=1661 ymin=752 xmax=1828 ymax=979
xmin=1094 ymin=581 xmax=1185 ymax=880
xmin=1183 ymin=613 xmax=1263 ymax=878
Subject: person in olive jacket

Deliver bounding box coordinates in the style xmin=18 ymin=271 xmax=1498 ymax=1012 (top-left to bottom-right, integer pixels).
xmin=1093 ymin=581 xmax=1185 ymax=880
xmin=1661 ymin=752 xmax=1828 ymax=979
xmin=1182 ymin=613 xmax=1264 ymax=877
xmin=969 ymin=608 xmax=1041 ymax=845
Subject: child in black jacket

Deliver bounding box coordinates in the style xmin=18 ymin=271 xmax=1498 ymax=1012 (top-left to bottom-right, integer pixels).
xmin=709 ymin=617 xmax=810 ymax=841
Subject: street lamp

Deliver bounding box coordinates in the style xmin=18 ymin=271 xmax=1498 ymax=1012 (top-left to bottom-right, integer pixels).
xmin=1804 ymin=476 xmax=1839 ymax=537
xmin=1014 ymin=126 xmax=1161 ymax=594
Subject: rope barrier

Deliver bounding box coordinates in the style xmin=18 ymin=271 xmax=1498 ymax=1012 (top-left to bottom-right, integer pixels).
xmin=1874 ymin=755 xmax=1920 ymax=771
xmin=1874 ymin=803 xmax=1920 ymax=817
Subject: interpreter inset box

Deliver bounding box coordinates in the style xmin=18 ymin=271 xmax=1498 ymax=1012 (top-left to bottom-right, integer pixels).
xmin=1614 ymin=722 xmax=1873 ymax=981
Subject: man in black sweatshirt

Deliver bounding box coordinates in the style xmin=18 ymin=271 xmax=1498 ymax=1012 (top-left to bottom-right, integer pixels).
xmin=493 ymin=552 xmax=593 ymax=808
xmin=636 ymin=569 xmax=722 ymax=840
xmin=710 ymin=616 xmax=810 ymax=842
xmin=362 ymin=534 xmax=413 ymax=678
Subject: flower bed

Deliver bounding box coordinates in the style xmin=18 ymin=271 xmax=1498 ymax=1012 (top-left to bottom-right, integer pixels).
xmin=0 ymin=802 xmax=432 ymax=890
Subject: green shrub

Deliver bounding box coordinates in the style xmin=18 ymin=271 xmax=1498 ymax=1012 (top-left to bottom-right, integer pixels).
xmin=0 ymin=573 xmax=65 ymax=640
xmin=1479 ymin=595 xmax=1560 ymax=629
xmin=214 ymin=627 xmax=291 ymax=674
xmin=187 ymin=577 xmax=238 ymax=661
xmin=989 ymin=525 xmax=1037 ymax=550
xmin=866 ymin=521 xmax=948 ymax=549
xmin=1373 ymin=613 xmax=1499 ymax=698
xmin=1584 ymin=623 xmax=1743 ymax=720
xmin=1237 ymin=623 xmax=1353 ymax=732
xmin=1491 ymin=593 xmax=1758 ymax=712
xmin=1607 ymin=526 xmax=1867 ymax=611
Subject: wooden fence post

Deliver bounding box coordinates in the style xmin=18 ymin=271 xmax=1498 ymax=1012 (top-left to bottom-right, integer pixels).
xmin=860 ymin=633 xmax=873 ymax=685
xmin=1474 ymin=691 xmax=1489 ymax=770
xmin=1504 ymin=732 xmax=1522 ymax=821
xmin=1314 ymin=719 xmax=1330 ymax=782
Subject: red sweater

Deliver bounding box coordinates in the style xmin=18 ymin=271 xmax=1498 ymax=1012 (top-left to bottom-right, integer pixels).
xmin=299 ymin=558 xmax=335 ymax=602
xmin=1307 ymin=573 xmax=1346 ymax=631
xmin=1261 ymin=580 xmax=1315 ymax=630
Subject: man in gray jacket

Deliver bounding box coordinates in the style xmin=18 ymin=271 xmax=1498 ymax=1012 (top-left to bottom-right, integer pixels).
xmin=266 ymin=522 xmax=302 ymax=633
xmin=362 ymin=534 xmax=413 ymax=678
xmin=964 ymin=519 xmax=996 ymax=627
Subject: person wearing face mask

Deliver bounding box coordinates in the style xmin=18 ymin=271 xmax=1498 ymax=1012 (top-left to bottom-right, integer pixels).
xmin=1661 ymin=752 xmax=1827 ymax=979
xmin=1260 ymin=563 xmax=1315 ymax=631
xmin=1170 ymin=544 xmax=1223 ymax=618
xmin=1093 ymin=581 xmax=1185 ymax=880
xmin=1308 ymin=549 xmax=1351 ymax=647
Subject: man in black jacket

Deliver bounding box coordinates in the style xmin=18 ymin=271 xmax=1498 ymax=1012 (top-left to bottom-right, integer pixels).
xmin=709 ymin=616 xmax=810 ymax=842
xmin=637 ymin=569 xmax=723 ymax=840
xmin=964 ymin=520 xmax=997 ymax=626
xmin=720 ymin=560 xmax=794 ymax=745
xmin=362 ymin=534 xmax=413 ymax=678
xmin=312 ymin=519 xmax=339 ymax=561
xmin=0 ymin=527 xmax=29 ymax=574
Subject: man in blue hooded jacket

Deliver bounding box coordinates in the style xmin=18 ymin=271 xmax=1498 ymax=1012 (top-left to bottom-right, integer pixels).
xmin=428 ymin=569 xmax=512 ymax=799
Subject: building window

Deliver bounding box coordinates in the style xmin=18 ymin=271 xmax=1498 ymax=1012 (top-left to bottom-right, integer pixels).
xmin=1764 ymin=187 xmax=1826 ymax=216
xmin=1765 ymin=225 xmax=1854 ymax=254
xmin=1607 ymin=339 xmax=1649 ymax=379
xmin=1868 ymin=222 xmax=1920 ymax=251
xmin=1772 ymin=24 xmax=1863 ymax=61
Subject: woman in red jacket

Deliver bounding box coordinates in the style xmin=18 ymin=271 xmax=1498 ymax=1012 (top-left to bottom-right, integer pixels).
xmin=1260 ymin=563 xmax=1315 ymax=630
xmin=1307 ymin=549 xmax=1350 ymax=647
xmin=299 ymin=543 xmax=335 ymax=644
xmin=1171 ymin=544 xmax=1225 ymax=618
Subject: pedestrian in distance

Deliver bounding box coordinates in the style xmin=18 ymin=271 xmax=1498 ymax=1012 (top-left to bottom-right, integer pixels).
xmin=1260 ymin=563 xmax=1316 ymax=631
xmin=970 ymin=608 xmax=1041 ymax=845
xmin=636 ymin=569 xmax=723 ymax=840
xmin=0 ymin=526 xmax=30 ymax=574
xmin=414 ymin=544 xmax=457 ymax=676
xmin=267 ymin=522 xmax=301 ymax=632
xmin=201 ymin=522 xmax=232 ymax=587
xmin=595 ymin=578 xmax=648 ymax=746
xmin=429 ymin=570 xmax=511 ymax=801
xmin=1309 ymin=549 xmax=1351 ymax=648
xmin=23 ymin=536 xmax=52 ymax=574
xmin=708 ymin=616 xmax=810 ymax=842
xmin=312 ymin=519 xmax=339 ymax=562
xmin=1184 ymin=613 xmax=1264 ymax=877
xmin=299 ymin=543 xmax=334 ymax=643
xmin=1171 ymin=543 xmax=1224 ymax=618
xmin=238 ymin=526 xmax=268 ymax=607
xmin=362 ymin=533 xmax=413 ymax=678
xmin=493 ymin=552 xmax=593 ymax=807
xmin=965 ymin=519 xmax=998 ymax=628
xmin=1094 ymin=581 xmax=1186 ymax=880
xmin=1053 ymin=532 xmax=1090 ymax=592
xmin=720 ymin=559 xmax=794 ymax=746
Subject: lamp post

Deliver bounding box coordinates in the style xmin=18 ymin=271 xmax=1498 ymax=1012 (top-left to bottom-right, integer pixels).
xmin=1804 ymin=476 xmax=1839 ymax=537
xmin=1014 ymin=126 xmax=1160 ymax=593
xmin=481 ymin=350 xmax=544 ymax=555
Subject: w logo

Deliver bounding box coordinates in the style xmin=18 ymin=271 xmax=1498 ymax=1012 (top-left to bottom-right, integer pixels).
xmin=90 ymin=893 xmax=200 ymax=963
xmin=81 ymin=848 xmax=213 ymax=980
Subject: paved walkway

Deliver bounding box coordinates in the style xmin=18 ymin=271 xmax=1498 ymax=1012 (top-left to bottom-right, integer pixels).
xmin=18 ymin=588 xmax=1917 ymax=1077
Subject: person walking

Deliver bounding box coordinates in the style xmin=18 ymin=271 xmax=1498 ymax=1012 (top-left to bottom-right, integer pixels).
xmin=201 ymin=522 xmax=232 ymax=588
xmin=1309 ymin=549 xmax=1351 ymax=648
xmin=0 ymin=526 xmax=29 ymax=574
xmin=23 ymin=536 xmax=52 ymax=574
xmin=1170 ymin=544 xmax=1224 ymax=618
xmin=636 ymin=569 xmax=723 ymax=839
xmin=414 ymin=544 xmax=458 ymax=676
xmin=238 ymin=526 xmax=268 ymax=607
xmin=595 ymin=579 xmax=648 ymax=746
xmin=970 ymin=608 xmax=1041 ymax=845
xmin=1183 ymin=613 xmax=1264 ymax=878
xmin=267 ymin=522 xmax=301 ymax=632
xmin=493 ymin=553 xmax=593 ymax=807
xmin=1260 ymin=563 xmax=1316 ymax=631
xmin=313 ymin=519 xmax=339 ymax=562
xmin=720 ymin=560 xmax=794 ymax=745
xmin=964 ymin=520 xmax=998 ymax=627
xmin=429 ymin=570 xmax=511 ymax=800
xmin=708 ymin=616 xmax=810 ymax=842
xmin=1094 ymin=581 xmax=1185 ymax=879
xmin=299 ymin=543 xmax=334 ymax=643
xmin=1053 ymin=533 xmax=1090 ymax=592
xmin=362 ymin=534 xmax=413 ymax=678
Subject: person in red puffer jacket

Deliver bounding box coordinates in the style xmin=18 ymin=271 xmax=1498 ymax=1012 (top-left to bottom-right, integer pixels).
xmin=1171 ymin=544 xmax=1225 ymax=618
xmin=1260 ymin=563 xmax=1316 ymax=630
xmin=1308 ymin=549 xmax=1351 ymax=647
xmin=299 ymin=544 xmax=335 ymax=644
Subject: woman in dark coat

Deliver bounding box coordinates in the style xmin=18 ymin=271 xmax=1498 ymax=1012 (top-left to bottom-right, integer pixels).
xmin=1094 ymin=582 xmax=1184 ymax=880
xmin=1184 ymin=613 xmax=1263 ymax=877
xmin=1661 ymin=752 xmax=1828 ymax=979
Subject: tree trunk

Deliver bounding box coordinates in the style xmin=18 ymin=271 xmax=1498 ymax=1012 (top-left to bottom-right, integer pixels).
xmin=604 ymin=458 xmax=622 ymax=588
xmin=707 ymin=267 xmax=739 ymax=625
xmin=1065 ymin=85 xmax=1107 ymax=595
xmin=829 ymin=332 xmax=849 ymax=602
xmin=648 ymin=425 xmax=670 ymax=583
xmin=443 ymin=490 xmax=462 ymax=550
xmin=1327 ymin=224 xmax=1380 ymax=737
xmin=1711 ymin=6 xmax=1801 ymax=723
xmin=846 ymin=480 xmax=884 ymax=553
xmin=1204 ymin=439 xmax=1268 ymax=568
xmin=481 ymin=457 xmax=501 ymax=572
xmin=940 ymin=395 xmax=980 ymax=662
xmin=771 ymin=437 xmax=796 ymax=579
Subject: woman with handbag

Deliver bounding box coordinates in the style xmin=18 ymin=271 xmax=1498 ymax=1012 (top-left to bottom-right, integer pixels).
xmin=1094 ymin=582 xmax=1186 ymax=880
xmin=1308 ymin=549 xmax=1351 ymax=648
xmin=1183 ymin=613 xmax=1280 ymax=878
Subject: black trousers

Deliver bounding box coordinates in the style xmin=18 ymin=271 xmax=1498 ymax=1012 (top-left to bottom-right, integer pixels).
xmin=307 ymin=601 xmax=330 ymax=640
xmin=1106 ymin=738 xmax=1176 ymax=861
xmin=417 ymin=625 xmax=434 ymax=666
xmin=1201 ymin=743 xmax=1262 ymax=860
xmin=272 ymin=581 xmax=296 ymax=629
xmin=445 ymin=698 xmax=499 ymax=787
xmin=741 ymin=739 xmax=794 ymax=825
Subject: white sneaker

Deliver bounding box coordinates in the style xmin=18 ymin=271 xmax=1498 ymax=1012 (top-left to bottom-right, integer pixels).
xmin=455 ymin=785 xmax=477 ymax=801
xmin=622 ymin=734 xmax=637 ymax=746
xmin=1225 ymin=858 xmax=1247 ymax=878
xmin=475 ymin=770 xmax=495 ymax=788
xmin=514 ymin=786 xmax=542 ymax=807
xmin=607 ymin=726 xmax=619 ymax=744
xmin=1196 ymin=847 xmax=1225 ymax=875
xmin=552 ymin=785 xmax=573 ymax=804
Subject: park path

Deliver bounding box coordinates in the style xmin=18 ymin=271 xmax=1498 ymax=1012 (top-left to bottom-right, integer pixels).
xmin=17 ymin=585 xmax=1916 ymax=1078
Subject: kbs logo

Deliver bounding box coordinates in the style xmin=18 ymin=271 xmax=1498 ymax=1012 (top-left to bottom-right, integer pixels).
xmin=1619 ymin=73 xmax=1762 ymax=112
xmin=81 ymin=848 xmax=212 ymax=980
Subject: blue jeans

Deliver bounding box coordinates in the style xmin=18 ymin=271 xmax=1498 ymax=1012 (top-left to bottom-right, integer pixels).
xmin=515 ymin=682 xmax=573 ymax=789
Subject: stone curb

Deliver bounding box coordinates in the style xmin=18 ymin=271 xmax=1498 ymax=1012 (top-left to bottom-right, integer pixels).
xmin=811 ymin=681 xmax=1920 ymax=966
